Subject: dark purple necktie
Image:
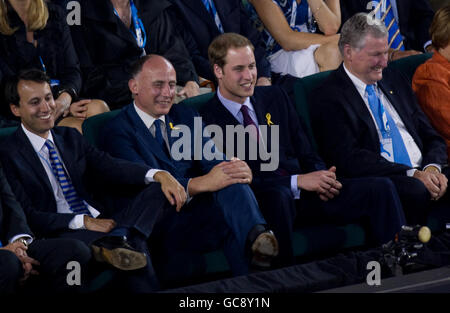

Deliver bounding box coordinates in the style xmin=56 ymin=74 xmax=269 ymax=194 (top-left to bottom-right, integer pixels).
xmin=240 ymin=105 xmax=259 ymax=141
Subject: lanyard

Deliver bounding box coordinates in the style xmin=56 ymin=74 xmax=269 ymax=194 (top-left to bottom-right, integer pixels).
xmin=205 ymin=0 xmax=224 ymax=33
xmin=113 ymin=0 xmax=147 ymax=49
xmin=290 ymin=0 xmax=297 ymax=27
xmin=39 ymin=56 xmax=60 ymax=87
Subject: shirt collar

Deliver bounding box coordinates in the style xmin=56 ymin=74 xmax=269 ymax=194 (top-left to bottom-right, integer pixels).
xmin=133 ymin=102 xmax=166 ymax=129
xmin=21 ymin=124 xmax=54 ymax=153
xmin=343 ymin=63 xmax=379 ymax=98
xmin=217 ymin=87 xmax=255 ymax=118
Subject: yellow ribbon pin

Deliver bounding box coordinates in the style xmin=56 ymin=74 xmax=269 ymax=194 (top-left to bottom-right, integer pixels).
xmin=169 ymin=122 xmax=180 ymax=130
xmin=266 ymin=113 xmax=274 ymax=126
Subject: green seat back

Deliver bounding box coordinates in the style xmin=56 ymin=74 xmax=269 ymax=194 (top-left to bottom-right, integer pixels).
xmin=179 ymin=92 xmax=215 ymax=111
xmin=82 ymin=110 xmax=120 ymax=147
xmin=0 ymin=126 xmax=17 ymax=141
xmin=293 ymin=71 xmax=332 ymax=151
xmin=389 ymin=53 xmax=432 ymax=81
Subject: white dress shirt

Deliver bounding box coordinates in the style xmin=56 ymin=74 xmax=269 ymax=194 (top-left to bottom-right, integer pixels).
xmin=217 ymin=87 xmax=300 ymax=199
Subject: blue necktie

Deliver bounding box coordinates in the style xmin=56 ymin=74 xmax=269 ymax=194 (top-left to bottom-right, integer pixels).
xmin=202 ymin=0 xmax=224 ymax=33
xmin=366 ymin=85 xmax=411 ymax=166
xmin=372 ymin=0 xmax=404 ymax=50
xmin=45 ymin=140 xmax=92 ymax=216
xmin=153 ymin=119 xmax=169 ymax=156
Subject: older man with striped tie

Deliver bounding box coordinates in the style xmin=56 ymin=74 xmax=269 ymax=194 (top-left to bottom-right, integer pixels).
xmin=0 ymin=69 xmax=188 ymax=292
xmin=340 ymin=0 xmax=436 ymax=61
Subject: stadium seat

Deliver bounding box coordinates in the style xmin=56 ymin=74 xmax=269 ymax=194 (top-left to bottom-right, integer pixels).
xmin=0 ymin=126 xmax=18 ymax=141
xmin=82 ymin=110 xmax=120 ymax=147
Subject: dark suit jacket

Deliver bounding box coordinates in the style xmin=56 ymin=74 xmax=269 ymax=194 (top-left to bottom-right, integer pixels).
xmin=98 ymin=103 xmax=222 ymax=190
xmin=340 ymin=0 xmax=434 ymax=51
xmin=0 ymin=167 xmax=32 ymax=244
xmin=0 ymin=126 xmax=151 ymax=238
xmin=70 ymin=0 xmax=197 ymax=109
xmin=310 ymin=64 xmax=448 ymax=179
xmin=200 ymin=86 xmax=326 ymax=190
xmin=169 ymin=0 xmax=271 ymax=82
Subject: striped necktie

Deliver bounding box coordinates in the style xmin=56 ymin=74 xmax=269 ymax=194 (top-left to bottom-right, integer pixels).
xmin=201 ymin=0 xmax=224 ymax=33
xmin=372 ymin=0 xmax=404 ymax=50
xmin=45 ymin=140 xmax=92 ymax=215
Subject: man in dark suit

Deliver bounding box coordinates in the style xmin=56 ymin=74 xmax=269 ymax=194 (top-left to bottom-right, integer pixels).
xmin=310 ymin=13 xmax=449 ymax=226
xmin=99 ymin=54 xmax=279 ymax=275
xmin=201 ymin=33 xmax=406 ymax=267
xmin=340 ymin=0 xmax=435 ymax=60
xmin=169 ymin=0 xmax=271 ymax=86
xmin=0 ymin=69 xmax=188 ymax=292
xmin=0 ymin=166 xmax=91 ymax=293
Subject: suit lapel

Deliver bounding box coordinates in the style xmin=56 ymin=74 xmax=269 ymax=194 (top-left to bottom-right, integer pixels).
xmin=15 ymin=128 xmax=54 ymax=195
xmin=126 ymin=105 xmax=175 ymax=170
xmin=337 ymin=66 xmax=380 ymax=144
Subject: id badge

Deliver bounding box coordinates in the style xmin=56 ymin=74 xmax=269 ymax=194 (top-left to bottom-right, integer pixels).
xmin=380 ymin=137 xmax=394 ymax=162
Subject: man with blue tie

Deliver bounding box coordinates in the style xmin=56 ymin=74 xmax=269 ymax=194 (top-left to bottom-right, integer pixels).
xmin=0 ymin=69 xmax=188 ymax=292
xmin=310 ymin=13 xmax=449 ymax=226
xmin=201 ymin=33 xmax=407 ymax=267
xmin=98 ymin=54 xmax=279 ymax=276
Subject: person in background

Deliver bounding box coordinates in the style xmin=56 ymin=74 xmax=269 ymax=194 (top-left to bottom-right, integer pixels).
xmin=0 ymin=0 xmax=109 ymax=133
xmin=70 ymin=0 xmax=202 ymax=109
xmin=412 ymin=5 xmax=450 ymax=161
xmin=243 ymin=0 xmax=342 ymax=78
xmin=340 ymin=0 xmax=435 ymax=61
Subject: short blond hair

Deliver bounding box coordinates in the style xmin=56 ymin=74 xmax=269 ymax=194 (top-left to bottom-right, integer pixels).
xmin=430 ymin=5 xmax=450 ymax=50
xmin=0 ymin=0 xmax=49 ymax=35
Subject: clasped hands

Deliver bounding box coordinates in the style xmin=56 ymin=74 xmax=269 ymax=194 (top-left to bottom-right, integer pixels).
xmin=0 ymin=240 xmax=40 ymax=283
xmin=297 ymin=166 xmax=342 ymax=201
xmin=414 ymin=166 xmax=448 ymax=201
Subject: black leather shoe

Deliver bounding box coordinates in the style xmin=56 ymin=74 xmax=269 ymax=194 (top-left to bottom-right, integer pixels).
xmin=91 ymin=236 xmax=147 ymax=271
xmin=251 ymin=230 xmax=279 ymax=269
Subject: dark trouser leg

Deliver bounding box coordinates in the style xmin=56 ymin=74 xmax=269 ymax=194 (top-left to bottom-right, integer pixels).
xmin=214 ymin=184 xmax=267 ymax=273
xmin=299 ymin=177 xmax=406 ymax=245
xmin=0 ymin=250 xmax=22 ymax=293
xmin=149 ymin=193 xmax=239 ymax=281
xmin=26 ymin=238 xmax=91 ymax=293
xmin=389 ymin=175 xmax=431 ymax=225
xmin=253 ymin=185 xmax=296 ymax=267
xmin=214 ymin=184 xmax=266 ymax=255
xmin=112 ymin=183 xmax=169 ymax=239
